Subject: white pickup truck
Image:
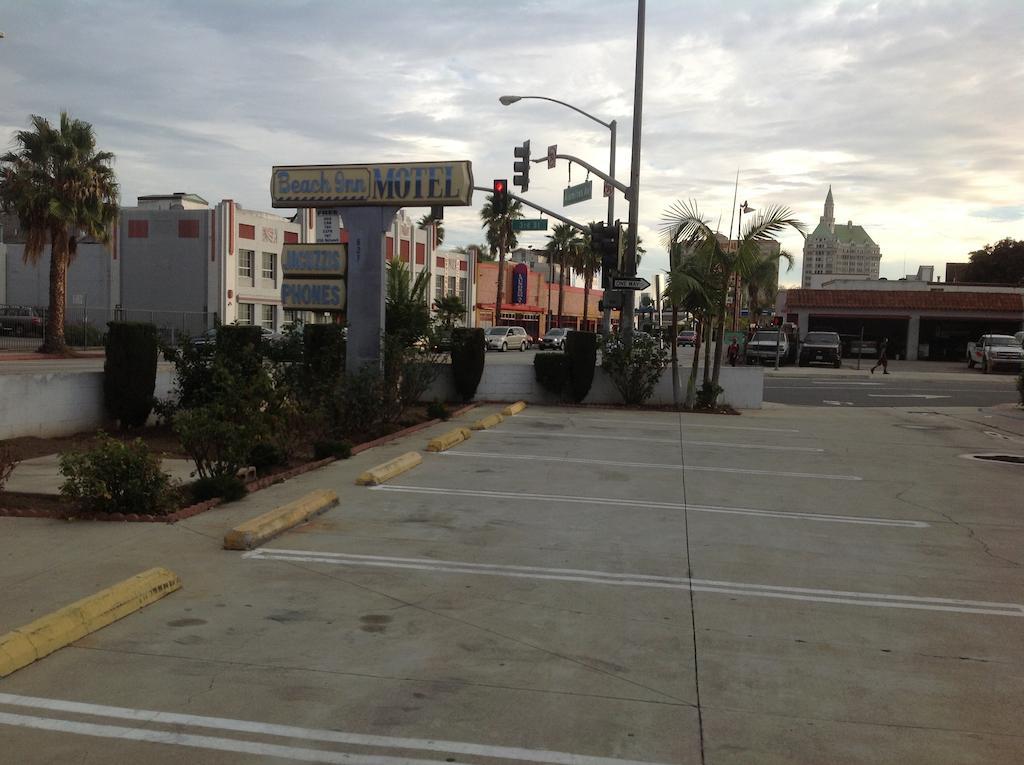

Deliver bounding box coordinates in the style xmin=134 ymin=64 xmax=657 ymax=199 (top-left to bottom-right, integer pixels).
xmin=967 ymin=334 xmax=1024 ymax=373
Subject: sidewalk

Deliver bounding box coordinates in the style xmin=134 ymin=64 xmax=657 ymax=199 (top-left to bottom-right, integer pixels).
xmin=764 ymin=358 xmax=1018 ymax=383
xmin=5 ymin=455 xmax=197 ymax=495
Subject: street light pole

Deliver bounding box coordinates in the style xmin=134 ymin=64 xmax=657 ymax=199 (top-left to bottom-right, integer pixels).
xmin=621 ymin=0 xmax=646 ymax=349
xmin=499 ymin=93 xmax=617 ymax=334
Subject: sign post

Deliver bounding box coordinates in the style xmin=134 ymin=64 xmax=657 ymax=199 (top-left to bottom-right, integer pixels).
xmin=270 ymin=161 xmax=473 ymax=373
xmin=563 ymin=180 xmax=593 ymax=207
xmin=611 ymin=276 xmax=651 ymax=291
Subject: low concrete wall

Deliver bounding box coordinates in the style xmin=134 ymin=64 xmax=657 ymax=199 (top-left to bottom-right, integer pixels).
xmin=426 ymin=363 xmax=763 ymax=409
xmin=0 ymin=369 xmax=173 ymax=439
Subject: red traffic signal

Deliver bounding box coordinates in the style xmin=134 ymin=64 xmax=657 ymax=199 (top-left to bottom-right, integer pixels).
xmin=493 ymin=179 xmax=506 ymax=194
xmin=492 ymin=179 xmax=509 ymax=214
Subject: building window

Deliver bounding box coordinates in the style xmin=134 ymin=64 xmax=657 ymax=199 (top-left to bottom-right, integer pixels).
xmin=459 ymin=277 xmax=468 ymax=305
xmin=128 ymin=219 xmax=149 ymax=238
xmin=262 ymin=251 xmax=276 ymax=280
xmin=448 ymin=275 xmax=457 ymax=295
xmin=239 ymin=223 xmax=255 ymax=240
xmin=435 ymin=273 xmax=444 ymax=299
xmin=238 ymin=249 xmax=254 ymax=279
xmin=178 ymin=219 xmax=199 ymax=238
xmin=237 ymin=303 xmax=254 ymax=325
xmin=284 ymin=231 xmax=298 ymax=244
xmin=260 ymin=304 xmax=275 ymax=331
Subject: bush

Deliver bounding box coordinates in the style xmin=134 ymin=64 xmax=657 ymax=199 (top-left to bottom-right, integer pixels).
xmin=191 ymin=474 xmax=247 ymax=504
xmin=451 ymin=328 xmax=485 ymax=402
xmin=64 ymin=322 xmax=106 ymax=347
xmin=156 ymin=335 xmax=216 ymax=418
xmin=313 ymin=439 xmax=353 ymax=460
xmin=565 ymin=331 xmax=597 ymax=403
xmin=104 ymin=321 xmax=159 ymax=428
xmin=600 ymin=331 xmax=668 ymax=405
xmin=303 ymin=324 xmax=346 ymax=382
xmin=216 ymin=324 xmax=264 ymax=378
xmin=0 ymin=445 xmax=17 ymax=491
xmin=696 ymin=381 xmax=724 ymax=409
xmin=248 ymin=442 xmax=286 ymax=473
xmin=382 ymin=336 xmax=444 ymax=423
xmin=59 ymin=433 xmax=175 ymax=515
xmin=327 ymin=365 xmax=386 ymax=439
xmin=427 ymin=400 xmax=450 ymax=421
xmin=534 ymin=353 xmax=569 ymax=396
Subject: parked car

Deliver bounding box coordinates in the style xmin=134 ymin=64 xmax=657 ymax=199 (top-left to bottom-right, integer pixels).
xmin=539 ymin=328 xmax=569 ymax=350
xmin=676 ymin=330 xmax=697 ymax=347
xmin=485 ymin=325 xmax=531 ymax=351
xmin=190 ymin=326 xmax=279 ymax=347
xmin=1015 ymin=330 xmax=1024 ymax=347
xmin=967 ymin=334 xmax=1024 ymax=373
xmin=0 ymin=305 xmax=45 ymax=337
xmin=799 ymin=331 xmax=842 ymax=368
xmin=745 ymin=324 xmax=798 ymax=365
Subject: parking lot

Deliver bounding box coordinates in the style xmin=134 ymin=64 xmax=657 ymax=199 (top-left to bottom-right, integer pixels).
xmin=2 ymin=403 xmax=1024 ymax=763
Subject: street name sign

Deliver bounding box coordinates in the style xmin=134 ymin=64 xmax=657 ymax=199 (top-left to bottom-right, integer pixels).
xmin=512 ymin=218 xmax=549 ymax=232
xmin=611 ymin=276 xmax=651 ymax=290
xmin=563 ymin=180 xmax=593 ymax=207
xmin=271 ymin=161 xmax=474 ymax=208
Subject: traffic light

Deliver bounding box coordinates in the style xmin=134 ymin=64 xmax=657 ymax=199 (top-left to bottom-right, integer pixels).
xmin=492 ymin=179 xmax=509 ymax=214
xmin=513 ymin=140 xmax=531 ymax=193
xmin=590 ymin=221 xmax=621 ymax=288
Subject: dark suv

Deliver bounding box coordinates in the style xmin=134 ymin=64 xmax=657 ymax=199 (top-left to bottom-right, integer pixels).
xmin=799 ymin=331 xmax=842 ymax=368
xmin=0 ymin=305 xmax=45 ymax=336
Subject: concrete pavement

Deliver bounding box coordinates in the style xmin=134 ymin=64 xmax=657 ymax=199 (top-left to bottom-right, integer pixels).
xmin=1 ymin=403 xmax=1024 ymax=763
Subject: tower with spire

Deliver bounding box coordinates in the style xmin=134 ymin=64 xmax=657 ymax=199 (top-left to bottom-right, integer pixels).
xmin=801 ymin=186 xmax=881 ymax=288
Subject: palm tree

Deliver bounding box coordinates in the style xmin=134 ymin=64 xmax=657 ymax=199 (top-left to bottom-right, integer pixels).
xmin=433 ymin=294 xmax=467 ymax=330
xmin=575 ymin=225 xmax=601 ymax=328
xmin=479 ymin=196 xmax=523 ymax=325
xmin=546 ymin=223 xmax=581 ymax=329
xmin=417 ymin=213 xmax=444 ymax=248
xmin=661 ymin=200 xmax=805 ymax=402
xmin=0 ymin=112 xmax=119 ymax=354
xmin=663 ymin=250 xmax=710 ymax=408
xmin=744 ymin=252 xmax=793 ymax=329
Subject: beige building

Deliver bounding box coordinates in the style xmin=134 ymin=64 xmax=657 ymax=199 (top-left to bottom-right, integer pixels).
xmin=801 ymin=187 xmax=881 ymax=288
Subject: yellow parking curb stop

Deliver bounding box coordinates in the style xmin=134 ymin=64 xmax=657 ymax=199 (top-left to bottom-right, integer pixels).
xmin=501 ymin=401 xmax=527 ymax=416
xmin=426 ymin=427 xmax=472 ymax=452
xmin=355 ymin=451 xmax=423 ymax=485
xmin=223 ymin=489 xmax=338 ymax=551
xmin=471 ymin=413 xmax=505 ymax=430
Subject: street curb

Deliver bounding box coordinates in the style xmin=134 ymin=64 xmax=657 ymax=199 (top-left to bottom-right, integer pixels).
xmin=471 ymin=413 xmax=505 ymax=430
xmin=355 ymin=452 xmax=422 ymax=485
xmin=501 ymin=401 xmax=528 ymax=416
xmin=425 ymin=427 xmax=472 ymax=452
xmin=0 ymin=567 xmax=181 ymax=678
xmin=223 ymin=489 xmax=338 ymax=551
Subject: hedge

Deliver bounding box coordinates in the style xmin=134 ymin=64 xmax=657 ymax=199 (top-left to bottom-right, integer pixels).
xmin=565 ymin=331 xmax=597 ymax=403
xmin=451 ymin=328 xmax=485 ymax=401
xmin=104 ymin=321 xmax=159 ymax=427
xmin=534 ymin=353 xmax=568 ymax=396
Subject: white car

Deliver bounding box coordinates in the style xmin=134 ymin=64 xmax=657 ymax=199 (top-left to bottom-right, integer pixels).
xmin=967 ymin=334 xmax=1024 ymax=373
xmin=485 ymin=326 xmax=531 ymax=351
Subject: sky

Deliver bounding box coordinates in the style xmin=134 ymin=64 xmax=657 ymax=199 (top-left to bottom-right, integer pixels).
xmin=1 ymin=0 xmax=1022 ymax=289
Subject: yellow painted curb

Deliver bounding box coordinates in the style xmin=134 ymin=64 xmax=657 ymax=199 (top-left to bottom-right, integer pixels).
xmin=471 ymin=413 xmax=505 ymax=431
xmin=425 ymin=427 xmax=472 ymax=452
xmin=223 ymin=489 xmax=338 ymax=551
xmin=355 ymin=451 xmax=423 ymax=486
xmin=0 ymin=567 xmax=181 ymax=678
xmin=501 ymin=401 xmax=528 ymax=416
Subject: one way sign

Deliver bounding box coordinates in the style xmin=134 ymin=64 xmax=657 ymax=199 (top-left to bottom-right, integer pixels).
xmin=611 ymin=276 xmax=651 ymax=291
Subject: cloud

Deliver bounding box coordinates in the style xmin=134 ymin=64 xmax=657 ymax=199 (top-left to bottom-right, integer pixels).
xmin=970 ymin=206 xmax=1024 ymax=223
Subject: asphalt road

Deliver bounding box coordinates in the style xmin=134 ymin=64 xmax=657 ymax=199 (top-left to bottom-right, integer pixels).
xmin=765 ymin=373 xmax=1019 ymax=407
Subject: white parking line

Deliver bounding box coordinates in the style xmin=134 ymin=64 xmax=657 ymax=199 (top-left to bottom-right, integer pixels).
xmin=514 ymin=414 xmax=800 ymax=433
xmin=436 ymin=451 xmax=863 ymax=481
xmin=371 ymin=485 xmax=928 ymax=528
xmin=0 ymin=694 xmax=673 ymax=765
xmin=474 ymin=429 xmax=825 ymax=452
xmin=245 ymin=550 xmax=1024 ymax=617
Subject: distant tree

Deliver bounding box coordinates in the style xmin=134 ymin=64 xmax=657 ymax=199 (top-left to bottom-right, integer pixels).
xmin=453 ymin=243 xmax=494 ymax=262
xmin=0 ymin=112 xmax=119 ymax=354
xmin=480 ymin=196 xmax=524 ymax=324
xmin=546 ymin=223 xmax=581 ymax=328
xmin=417 ymin=213 xmax=444 ymax=247
xmin=433 ymin=294 xmax=467 ymax=330
xmin=964 ymin=238 xmax=1024 ymax=284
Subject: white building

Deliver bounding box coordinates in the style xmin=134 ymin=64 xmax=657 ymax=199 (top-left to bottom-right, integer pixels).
xmin=801 ymin=187 xmax=882 ymax=288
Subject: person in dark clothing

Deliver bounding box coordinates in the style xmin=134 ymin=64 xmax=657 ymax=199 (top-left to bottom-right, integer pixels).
xmin=871 ymin=337 xmax=890 ymax=374
xmin=727 ymin=339 xmax=740 ymax=367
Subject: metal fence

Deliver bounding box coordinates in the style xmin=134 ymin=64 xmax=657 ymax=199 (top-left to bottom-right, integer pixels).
xmin=0 ymin=304 xmax=217 ymax=351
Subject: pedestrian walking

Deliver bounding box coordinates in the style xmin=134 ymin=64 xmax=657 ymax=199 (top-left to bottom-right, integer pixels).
xmin=871 ymin=337 xmax=890 ymax=374
xmin=727 ymin=338 xmax=740 ymax=367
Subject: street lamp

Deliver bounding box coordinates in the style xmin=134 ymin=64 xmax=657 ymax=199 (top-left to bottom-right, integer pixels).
xmin=499 ymin=93 xmax=617 ymax=332
xmin=731 ymin=200 xmax=755 ymax=331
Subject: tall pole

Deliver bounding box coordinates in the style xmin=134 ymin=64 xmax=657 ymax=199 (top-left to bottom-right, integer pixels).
xmin=601 ymin=120 xmax=617 ymax=335
xmin=732 ymin=204 xmax=744 ymax=332
xmin=621 ymin=0 xmax=646 ymax=349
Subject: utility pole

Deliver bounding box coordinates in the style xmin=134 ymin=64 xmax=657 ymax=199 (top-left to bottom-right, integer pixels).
xmin=621 ymin=0 xmax=646 ymax=348
xmin=600 ymin=120 xmax=617 ymax=336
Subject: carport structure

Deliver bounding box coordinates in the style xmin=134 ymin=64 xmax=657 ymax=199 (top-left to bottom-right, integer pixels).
xmin=783 ymin=288 xmax=1024 ymax=360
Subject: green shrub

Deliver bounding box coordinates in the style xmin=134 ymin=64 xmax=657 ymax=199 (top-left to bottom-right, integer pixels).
xmin=191 ymin=474 xmax=247 ymax=503
xmin=248 ymin=442 xmax=286 ymax=473
xmin=534 ymin=353 xmax=569 ymax=396
xmin=157 ymin=335 xmax=216 ymax=418
xmin=303 ymin=324 xmax=346 ymax=381
xmin=564 ymin=331 xmax=597 ymax=403
xmin=382 ymin=335 xmax=444 ymax=423
xmin=427 ymin=400 xmax=450 ymax=421
xmin=696 ymin=381 xmax=724 ymax=409
xmin=104 ymin=321 xmax=159 ymax=428
xmin=0 ymin=445 xmax=17 ymax=491
xmin=600 ymin=331 xmax=668 ymax=405
xmin=328 ymin=365 xmax=386 ymax=438
xmin=216 ymin=324 xmax=264 ymax=377
xmin=59 ymin=433 xmax=175 ymax=515
xmin=64 ymin=322 xmax=106 ymax=347
xmin=451 ymin=328 xmax=485 ymax=402
xmin=313 ymin=439 xmax=353 ymax=460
